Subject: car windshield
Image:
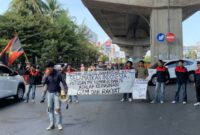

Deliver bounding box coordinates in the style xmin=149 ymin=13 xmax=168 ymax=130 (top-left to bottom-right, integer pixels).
xmin=0 ymin=66 xmax=12 ymax=75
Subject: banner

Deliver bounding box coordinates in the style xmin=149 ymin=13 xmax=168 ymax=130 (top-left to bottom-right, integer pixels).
xmin=132 ymin=79 xmax=148 ymax=99
xmin=66 ymin=70 xmax=135 ymax=95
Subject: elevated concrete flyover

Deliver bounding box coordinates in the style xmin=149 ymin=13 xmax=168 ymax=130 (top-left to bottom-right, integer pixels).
xmin=82 ymin=0 xmax=200 ymax=63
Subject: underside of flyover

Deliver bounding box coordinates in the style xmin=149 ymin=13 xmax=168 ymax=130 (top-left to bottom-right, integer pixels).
xmin=82 ymin=0 xmax=200 ymax=63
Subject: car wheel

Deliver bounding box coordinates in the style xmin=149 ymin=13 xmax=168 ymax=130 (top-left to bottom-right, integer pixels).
xmin=150 ymin=75 xmax=157 ymax=86
xmin=188 ymin=72 xmax=195 ymax=82
xmin=15 ymin=86 xmax=24 ymax=100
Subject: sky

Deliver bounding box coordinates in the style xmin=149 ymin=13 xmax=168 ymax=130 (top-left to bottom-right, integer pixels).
xmin=0 ymin=0 xmax=200 ymax=46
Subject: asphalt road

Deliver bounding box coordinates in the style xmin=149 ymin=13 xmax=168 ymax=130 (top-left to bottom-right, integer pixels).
xmin=0 ymin=83 xmax=200 ymax=135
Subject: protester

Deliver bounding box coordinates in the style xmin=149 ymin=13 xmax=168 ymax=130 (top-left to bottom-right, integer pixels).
xmin=151 ymin=60 xmax=170 ymax=104
xmin=87 ymin=66 xmax=92 ymax=71
xmin=24 ymin=65 xmax=39 ymax=103
xmin=172 ymin=60 xmax=188 ymax=104
xmin=66 ymin=64 xmax=79 ymax=103
xmin=121 ymin=58 xmax=134 ymax=102
xmin=135 ymin=60 xmax=150 ymax=101
xmin=194 ymin=62 xmax=200 ymax=106
xmin=106 ymin=63 xmax=112 ymax=70
xmin=91 ymin=64 xmax=97 ymax=71
xmin=96 ymin=61 xmax=105 ymax=71
xmin=135 ymin=60 xmax=149 ymax=79
xmin=80 ymin=64 xmax=85 ymax=72
xmin=42 ymin=61 xmax=68 ymax=130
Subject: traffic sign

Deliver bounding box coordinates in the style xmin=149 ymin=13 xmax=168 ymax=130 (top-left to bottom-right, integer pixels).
xmin=157 ymin=33 xmax=165 ymax=42
xmin=166 ymin=32 xmax=175 ymax=42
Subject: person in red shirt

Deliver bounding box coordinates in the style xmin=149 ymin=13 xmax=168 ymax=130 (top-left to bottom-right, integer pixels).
xmin=194 ymin=62 xmax=200 ymax=106
xmin=172 ymin=60 xmax=188 ymax=104
xmin=66 ymin=64 xmax=75 ymax=73
xmin=66 ymin=64 xmax=79 ymax=103
xmin=121 ymin=59 xmax=134 ymax=102
xmin=24 ymin=65 xmax=39 ymax=103
xmin=151 ymin=60 xmax=170 ymax=104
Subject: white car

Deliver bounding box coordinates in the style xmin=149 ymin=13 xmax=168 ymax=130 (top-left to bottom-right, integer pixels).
xmin=147 ymin=59 xmax=197 ymax=85
xmin=54 ymin=63 xmax=67 ymax=71
xmin=0 ymin=64 xmax=26 ymax=100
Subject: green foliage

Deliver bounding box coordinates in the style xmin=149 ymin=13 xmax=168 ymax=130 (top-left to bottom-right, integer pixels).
xmin=0 ymin=0 xmax=100 ymax=66
xmin=185 ymin=51 xmax=197 ymax=59
xmin=99 ymin=55 xmax=109 ymax=62
xmin=144 ymin=55 xmax=151 ymax=63
xmin=10 ymin=0 xmax=46 ymax=15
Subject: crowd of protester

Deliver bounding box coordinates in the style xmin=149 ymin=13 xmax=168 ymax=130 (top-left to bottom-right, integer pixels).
xmin=12 ymin=58 xmax=200 ymax=130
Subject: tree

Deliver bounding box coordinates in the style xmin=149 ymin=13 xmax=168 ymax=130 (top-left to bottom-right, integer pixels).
xmin=44 ymin=0 xmax=62 ymax=23
xmin=99 ymin=55 xmax=109 ymax=62
xmin=0 ymin=0 xmax=100 ymax=67
xmin=144 ymin=55 xmax=151 ymax=63
xmin=186 ymin=51 xmax=197 ymax=59
xmin=10 ymin=0 xmax=47 ymax=15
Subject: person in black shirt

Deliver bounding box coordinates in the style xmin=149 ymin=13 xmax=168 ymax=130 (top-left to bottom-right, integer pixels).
xmin=194 ymin=62 xmax=200 ymax=106
xmin=172 ymin=60 xmax=188 ymax=104
xmin=151 ymin=60 xmax=170 ymax=104
xmin=42 ymin=61 xmax=68 ymax=131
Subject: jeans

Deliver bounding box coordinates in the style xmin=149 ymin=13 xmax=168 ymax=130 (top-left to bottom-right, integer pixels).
xmin=47 ymin=92 xmax=62 ymax=126
xmin=26 ymin=84 xmax=36 ymax=101
xmin=123 ymin=93 xmax=132 ymax=99
xmin=174 ymin=83 xmax=187 ymax=102
xmin=153 ymin=82 xmax=165 ymax=102
xmin=195 ymin=85 xmax=200 ymax=102
xmin=69 ymin=95 xmax=78 ymax=102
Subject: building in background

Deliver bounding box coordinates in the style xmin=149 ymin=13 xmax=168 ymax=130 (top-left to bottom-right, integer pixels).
xmin=102 ymin=39 xmax=125 ymax=62
xmin=86 ymin=26 xmax=98 ymax=45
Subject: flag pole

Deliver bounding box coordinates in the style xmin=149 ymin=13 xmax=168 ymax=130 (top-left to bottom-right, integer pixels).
xmin=24 ymin=52 xmax=29 ymax=63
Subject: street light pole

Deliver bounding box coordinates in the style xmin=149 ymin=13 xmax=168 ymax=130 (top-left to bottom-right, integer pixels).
xmin=167 ymin=0 xmax=171 ymax=60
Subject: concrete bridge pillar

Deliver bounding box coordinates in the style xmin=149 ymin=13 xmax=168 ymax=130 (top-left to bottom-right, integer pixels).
xmin=121 ymin=46 xmax=149 ymax=62
xmin=150 ymin=8 xmax=183 ymax=63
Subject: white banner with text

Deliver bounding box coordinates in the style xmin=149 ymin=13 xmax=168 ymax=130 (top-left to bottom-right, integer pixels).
xmin=132 ymin=79 xmax=148 ymax=99
xmin=66 ymin=70 xmax=135 ymax=95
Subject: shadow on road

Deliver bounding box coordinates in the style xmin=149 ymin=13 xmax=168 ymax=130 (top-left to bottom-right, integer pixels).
xmin=0 ymin=98 xmax=22 ymax=109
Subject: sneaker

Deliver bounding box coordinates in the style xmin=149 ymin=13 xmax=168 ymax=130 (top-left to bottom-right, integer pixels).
xmin=46 ymin=124 xmax=54 ymax=130
xmin=120 ymin=98 xmax=125 ymax=102
xmin=66 ymin=104 xmax=69 ymax=110
xmin=194 ymin=102 xmax=200 ymax=106
xmin=57 ymin=124 xmax=63 ymax=130
xmin=150 ymin=100 xmax=156 ymax=104
xmin=183 ymin=101 xmax=187 ymax=105
xmin=75 ymin=100 xmax=79 ymax=103
xmin=128 ymin=98 xmax=133 ymax=102
xmin=160 ymin=101 xmax=164 ymax=104
xmin=172 ymin=101 xmax=176 ymax=104
xmin=24 ymin=100 xmax=28 ymax=103
xmin=32 ymin=100 xmax=35 ymax=103
xmin=40 ymin=99 xmax=45 ymax=103
xmin=68 ymin=99 xmax=72 ymax=103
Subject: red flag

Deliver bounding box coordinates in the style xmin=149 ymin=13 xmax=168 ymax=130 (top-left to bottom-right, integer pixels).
xmin=0 ymin=35 xmax=24 ymax=65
